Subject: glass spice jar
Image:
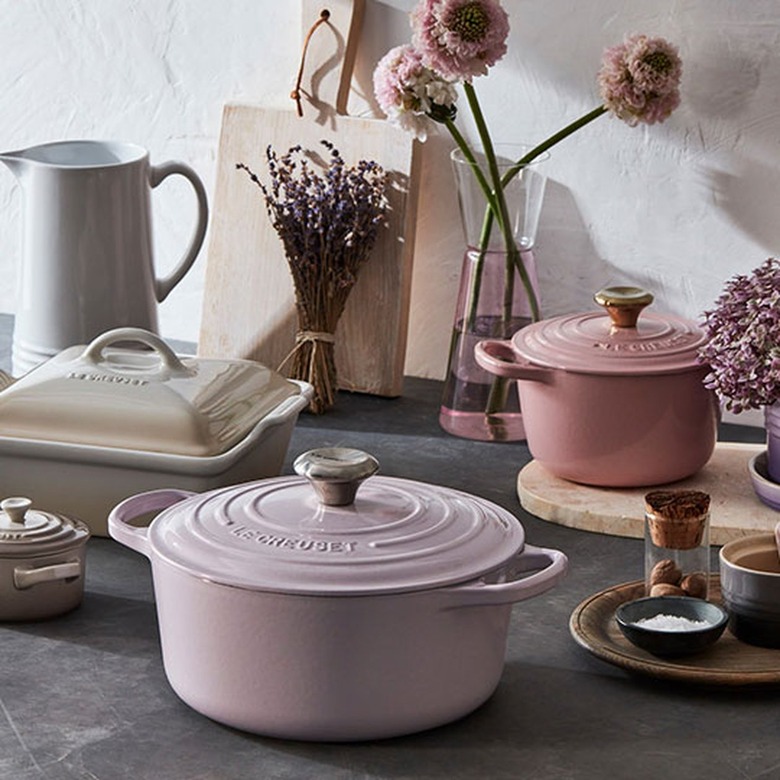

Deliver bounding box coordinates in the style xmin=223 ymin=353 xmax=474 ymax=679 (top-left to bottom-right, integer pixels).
xmin=644 ymin=489 xmax=711 ymax=600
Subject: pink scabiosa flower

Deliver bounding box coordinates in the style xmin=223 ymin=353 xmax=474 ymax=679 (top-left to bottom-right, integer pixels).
xmin=373 ymin=44 xmax=458 ymax=141
xmin=411 ymin=0 xmax=510 ymax=82
xmin=598 ymin=34 xmax=682 ymax=126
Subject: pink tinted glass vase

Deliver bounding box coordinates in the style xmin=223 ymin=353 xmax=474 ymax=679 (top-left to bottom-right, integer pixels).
xmin=439 ymin=145 xmax=547 ymax=442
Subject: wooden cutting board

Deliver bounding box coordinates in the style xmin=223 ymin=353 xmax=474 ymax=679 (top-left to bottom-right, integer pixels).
xmin=199 ymin=0 xmax=421 ymax=397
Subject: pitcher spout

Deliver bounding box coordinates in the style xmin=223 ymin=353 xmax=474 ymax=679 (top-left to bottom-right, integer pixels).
xmin=0 ymin=149 xmax=30 ymax=178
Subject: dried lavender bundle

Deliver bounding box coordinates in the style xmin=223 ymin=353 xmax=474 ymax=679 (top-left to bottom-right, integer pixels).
xmin=238 ymin=141 xmax=388 ymax=413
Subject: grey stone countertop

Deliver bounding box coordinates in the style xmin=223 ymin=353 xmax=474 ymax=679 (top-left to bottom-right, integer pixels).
xmin=0 ymin=318 xmax=775 ymax=780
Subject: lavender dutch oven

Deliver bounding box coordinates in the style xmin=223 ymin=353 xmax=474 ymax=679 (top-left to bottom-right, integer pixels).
xmin=108 ymin=448 xmax=567 ymax=742
xmin=475 ymin=287 xmax=720 ymax=487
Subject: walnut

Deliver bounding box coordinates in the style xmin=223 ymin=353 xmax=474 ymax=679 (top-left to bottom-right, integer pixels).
xmin=649 ymin=558 xmax=683 ymax=587
xmin=680 ymin=572 xmax=708 ymax=599
xmin=649 ymin=583 xmax=685 ymax=597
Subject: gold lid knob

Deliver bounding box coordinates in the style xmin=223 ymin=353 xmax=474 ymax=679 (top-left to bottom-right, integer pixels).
xmin=594 ymin=286 xmax=654 ymax=328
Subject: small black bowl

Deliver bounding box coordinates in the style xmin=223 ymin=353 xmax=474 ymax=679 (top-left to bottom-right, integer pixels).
xmin=615 ymin=596 xmax=728 ymax=658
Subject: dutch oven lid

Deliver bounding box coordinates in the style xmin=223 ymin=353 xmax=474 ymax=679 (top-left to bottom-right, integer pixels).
xmin=0 ymin=497 xmax=90 ymax=556
xmin=511 ymin=286 xmax=709 ymax=375
xmin=0 ymin=328 xmax=301 ymax=456
xmin=145 ymin=448 xmax=527 ymax=595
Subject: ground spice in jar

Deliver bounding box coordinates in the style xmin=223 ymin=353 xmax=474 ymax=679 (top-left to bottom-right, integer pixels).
xmin=645 ymin=490 xmax=711 ymax=550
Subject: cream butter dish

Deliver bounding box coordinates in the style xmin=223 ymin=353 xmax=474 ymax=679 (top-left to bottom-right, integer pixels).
xmin=0 ymin=328 xmax=312 ymax=536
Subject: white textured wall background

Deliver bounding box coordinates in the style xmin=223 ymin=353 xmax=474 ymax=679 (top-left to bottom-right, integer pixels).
xmin=0 ymin=0 xmax=778 ymax=387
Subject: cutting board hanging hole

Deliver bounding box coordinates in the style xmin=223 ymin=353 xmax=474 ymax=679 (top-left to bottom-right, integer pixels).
xmin=291 ymin=8 xmax=332 ymax=118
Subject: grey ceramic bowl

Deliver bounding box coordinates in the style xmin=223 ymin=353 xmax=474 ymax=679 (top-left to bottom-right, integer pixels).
xmin=615 ymin=596 xmax=728 ymax=657
xmin=720 ymin=533 xmax=780 ymax=648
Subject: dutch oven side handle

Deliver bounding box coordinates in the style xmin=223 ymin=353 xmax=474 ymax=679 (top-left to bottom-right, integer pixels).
xmin=474 ymin=340 xmax=555 ymax=383
xmin=108 ymin=488 xmax=195 ymax=559
xmin=439 ymin=545 xmax=568 ymax=608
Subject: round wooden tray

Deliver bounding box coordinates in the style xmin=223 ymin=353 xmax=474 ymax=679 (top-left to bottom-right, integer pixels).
xmin=570 ymin=577 xmax=780 ymax=686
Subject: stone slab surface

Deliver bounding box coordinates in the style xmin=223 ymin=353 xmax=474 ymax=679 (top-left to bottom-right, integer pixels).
xmin=517 ymin=442 xmax=775 ymax=545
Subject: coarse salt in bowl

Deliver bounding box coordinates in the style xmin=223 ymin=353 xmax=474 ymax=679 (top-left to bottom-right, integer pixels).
xmin=615 ymin=596 xmax=728 ymax=658
xmin=633 ymin=613 xmax=710 ymax=631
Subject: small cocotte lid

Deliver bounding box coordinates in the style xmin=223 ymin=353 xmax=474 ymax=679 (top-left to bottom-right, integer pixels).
xmin=0 ymin=328 xmax=302 ymax=457
xmin=511 ymin=286 xmax=709 ymax=376
xmin=0 ymin=496 xmax=89 ymax=557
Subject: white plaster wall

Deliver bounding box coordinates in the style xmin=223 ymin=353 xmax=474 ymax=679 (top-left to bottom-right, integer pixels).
xmin=0 ymin=0 xmax=778 ymax=399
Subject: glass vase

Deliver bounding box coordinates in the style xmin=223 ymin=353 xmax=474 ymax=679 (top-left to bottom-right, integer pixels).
xmin=439 ymin=145 xmax=548 ymax=442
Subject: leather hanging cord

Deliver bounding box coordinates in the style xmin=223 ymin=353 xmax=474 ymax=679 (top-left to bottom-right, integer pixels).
xmin=291 ymin=9 xmax=331 ymax=118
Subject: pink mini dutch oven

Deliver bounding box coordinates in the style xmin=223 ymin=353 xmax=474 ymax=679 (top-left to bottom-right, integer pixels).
xmin=108 ymin=447 xmax=567 ymax=742
xmin=475 ymin=287 xmax=720 ymax=487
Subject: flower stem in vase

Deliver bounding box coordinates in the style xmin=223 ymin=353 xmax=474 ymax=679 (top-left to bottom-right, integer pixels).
xmin=462 ymin=84 xmax=535 ymax=436
xmin=439 ymin=130 xmax=544 ymax=440
xmin=439 ymin=244 xmax=539 ymax=441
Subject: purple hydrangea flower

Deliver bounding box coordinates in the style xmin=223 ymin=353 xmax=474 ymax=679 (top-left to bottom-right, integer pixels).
xmin=699 ymin=258 xmax=780 ymax=412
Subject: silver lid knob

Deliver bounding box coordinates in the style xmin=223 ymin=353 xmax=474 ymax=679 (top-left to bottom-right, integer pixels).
xmin=293 ymin=448 xmax=379 ymax=506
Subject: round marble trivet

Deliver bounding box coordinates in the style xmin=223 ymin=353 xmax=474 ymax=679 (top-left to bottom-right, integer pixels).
xmin=517 ymin=442 xmax=774 ymax=545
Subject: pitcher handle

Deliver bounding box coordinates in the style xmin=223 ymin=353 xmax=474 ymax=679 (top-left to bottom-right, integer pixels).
xmin=150 ymin=161 xmax=209 ymax=302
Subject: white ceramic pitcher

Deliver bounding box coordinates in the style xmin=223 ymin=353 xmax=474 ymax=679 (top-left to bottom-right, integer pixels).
xmin=0 ymin=140 xmax=209 ymax=376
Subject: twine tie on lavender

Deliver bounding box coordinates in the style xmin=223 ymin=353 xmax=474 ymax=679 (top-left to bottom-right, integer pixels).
xmin=277 ymin=330 xmax=336 ymax=377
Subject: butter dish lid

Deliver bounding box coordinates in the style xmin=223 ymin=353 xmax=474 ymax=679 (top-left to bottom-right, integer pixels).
xmin=0 ymin=328 xmax=301 ymax=457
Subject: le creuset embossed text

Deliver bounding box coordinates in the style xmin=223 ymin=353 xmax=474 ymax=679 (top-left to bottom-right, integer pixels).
xmin=108 ymin=447 xmax=568 ymax=741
